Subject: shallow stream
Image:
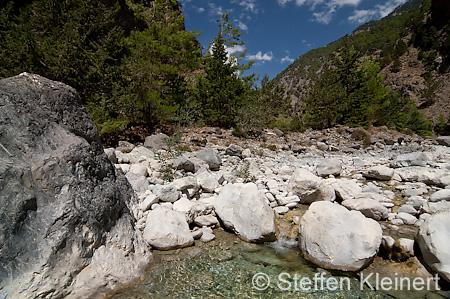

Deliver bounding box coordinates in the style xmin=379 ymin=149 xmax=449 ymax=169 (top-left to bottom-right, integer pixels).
xmin=106 ymin=227 xmax=448 ymax=299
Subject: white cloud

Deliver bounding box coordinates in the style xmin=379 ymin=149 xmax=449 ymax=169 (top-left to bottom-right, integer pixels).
xmin=247 ymin=51 xmax=274 ymax=62
xmin=281 ymin=55 xmax=295 ymax=63
xmin=226 ymin=45 xmax=246 ymax=56
xmin=376 ymin=0 xmax=408 ymax=17
xmin=312 ymin=7 xmax=336 ymax=24
xmin=348 ymin=9 xmax=377 ymax=23
xmin=232 ymin=0 xmax=259 ymax=14
xmin=236 ymin=20 xmax=249 ymax=31
xmin=194 ymin=6 xmax=205 ymax=13
xmin=348 ymin=0 xmax=408 ymax=24
xmin=207 ymin=3 xmax=232 ymax=17
xmin=302 ymin=40 xmax=312 ymax=47
xmin=277 ymin=0 xmax=363 ymax=24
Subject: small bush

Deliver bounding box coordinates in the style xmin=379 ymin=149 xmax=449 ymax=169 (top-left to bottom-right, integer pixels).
xmin=235 ymin=162 xmax=256 ymax=183
xmin=232 ymin=127 xmax=247 ymax=138
xmin=174 ymin=144 xmax=191 ymax=153
xmin=401 ymin=128 xmax=415 ymax=136
xmin=351 ymin=127 xmax=372 ymax=148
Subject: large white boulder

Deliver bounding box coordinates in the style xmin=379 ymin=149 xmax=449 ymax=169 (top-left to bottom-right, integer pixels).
xmin=214 ymin=183 xmax=276 ymax=242
xmin=416 ymin=210 xmax=450 ymax=283
xmin=287 ymin=168 xmax=335 ymax=204
xmin=299 ymin=201 xmax=382 ymax=271
xmin=143 ymin=208 xmax=194 ymax=250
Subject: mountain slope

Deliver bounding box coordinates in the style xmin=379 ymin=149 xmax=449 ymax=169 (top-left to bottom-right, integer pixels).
xmin=274 ymin=0 xmax=449 ymax=125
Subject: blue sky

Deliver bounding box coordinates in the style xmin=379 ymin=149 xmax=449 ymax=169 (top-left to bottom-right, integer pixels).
xmin=179 ymin=0 xmax=408 ymax=81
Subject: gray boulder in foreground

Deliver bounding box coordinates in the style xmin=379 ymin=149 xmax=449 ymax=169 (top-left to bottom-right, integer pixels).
xmin=215 ymin=183 xmax=276 ymax=242
xmin=0 ymin=73 xmax=150 ymax=299
xmin=299 ymin=201 xmax=382 ymax=271
xmin=416 ymin=210 xmax=450 ymax=283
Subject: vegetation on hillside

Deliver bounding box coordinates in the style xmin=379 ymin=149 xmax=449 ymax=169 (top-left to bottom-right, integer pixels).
xmin=275 ymin=0 xmax=422 ymax=83
xmin=274 ymin=0 xmax=450 ymax=135
xmin=303 ymin=38 xmax=432 ymax=135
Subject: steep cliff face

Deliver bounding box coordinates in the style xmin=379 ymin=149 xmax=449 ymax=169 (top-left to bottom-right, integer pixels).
xmin=0 ymin=73 xmax=151 ymax=298
xmin=274 ymin=0 xmax=449 ymax=124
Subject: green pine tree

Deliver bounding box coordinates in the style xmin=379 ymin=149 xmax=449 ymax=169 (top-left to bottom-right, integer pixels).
xmin=194 ymin=14 xmax=252 ymax=128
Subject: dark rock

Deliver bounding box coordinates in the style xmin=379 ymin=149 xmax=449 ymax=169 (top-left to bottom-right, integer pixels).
xmin=225 ymin=144 xmax=243 ymax=158
xmin=436 ymin=136 xmax=450 ymax=147
xmin=0 ymin=73 xmax=150 ymax=298
xmin=144 ymin=133 xmax=169 ymax=151
xmin=174 ymin=155 xmax=195 ymax=172
xmin=195 ymin=147 xmax=222 ymax=171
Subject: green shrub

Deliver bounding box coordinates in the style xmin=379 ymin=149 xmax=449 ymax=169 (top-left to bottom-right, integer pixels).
xmin=351 ymin=127 xmax=372 ymax=148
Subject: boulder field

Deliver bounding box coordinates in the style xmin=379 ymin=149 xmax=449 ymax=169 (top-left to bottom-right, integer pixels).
xmin=118 ymin=123 xmax=450 ymax=282
xmin=2 ymin=73 xmax=450 ymax=297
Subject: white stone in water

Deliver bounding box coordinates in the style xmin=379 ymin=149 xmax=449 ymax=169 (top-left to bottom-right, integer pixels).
xmin=285 ymin=202 xmax=297 ymax=208
xmin=273 ymin=206 xmax=289 ymax=215
xmin=382 ymin=236 xmax=395 ymax=251
xmin=194 ymin=214 xmax=219 ymax=227
xmin=398 ymin=238 xmax=415 ymax=256
xmin=200 ymin=227 xmax=216 ymax=242
xmin=143 ymin=208 xmax=194 ymax=250
xmin=299 ymin=201 xmax=382 ymax=271
xmin=191 ymin=229 xmax=203 ymax=240
xmin=215 ymin=183 xmax=276 ymax=242
xmin=276 ymin=195 xmax=300 ymax=206
xmin=390 ymin=218 xmax=404 ymax=226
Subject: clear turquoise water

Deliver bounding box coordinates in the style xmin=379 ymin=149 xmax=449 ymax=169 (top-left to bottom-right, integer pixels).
xmin=108 ymin=229 xmax=396 ymax=299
